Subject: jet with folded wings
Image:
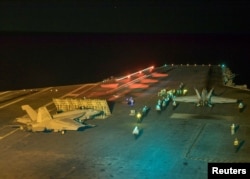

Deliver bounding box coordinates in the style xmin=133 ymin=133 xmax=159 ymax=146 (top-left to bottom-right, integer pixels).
xmin=16 ymin=105 xmax=88 ymax=134
xmin=174 ymin=88 xmax=237 ymax=107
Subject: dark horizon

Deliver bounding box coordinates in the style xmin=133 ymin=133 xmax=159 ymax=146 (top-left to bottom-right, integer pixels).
xmin=0 ymin=33 xmax=249 ymax=91
xmin=0 ymin=1 xmax=249 ymax=91
xmin=1 ymin=1 xmax=249 ymax=34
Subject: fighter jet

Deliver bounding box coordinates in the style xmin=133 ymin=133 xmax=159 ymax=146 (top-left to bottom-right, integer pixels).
xmin=174 ymin=88 xmax=237 ymax=107
xmin=16 ymin=105 xmax=88 ymax=134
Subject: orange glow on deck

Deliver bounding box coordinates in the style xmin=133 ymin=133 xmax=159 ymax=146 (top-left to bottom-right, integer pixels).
xmin=116 ymin=66 xmax=155 ymax=81
xmin=101 ymin=83 xmax=119 ymax=89
xmin=151 ymin=73 xmax=168 ymax=77
xmin=140 ymin=79 xmax=158 ymax=83
xmin=128 ymin=84 xmax=149 ymax=89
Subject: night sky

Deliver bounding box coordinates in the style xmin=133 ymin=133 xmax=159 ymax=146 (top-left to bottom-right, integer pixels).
xmin=0 ymin=1 xmax=250 ymax=91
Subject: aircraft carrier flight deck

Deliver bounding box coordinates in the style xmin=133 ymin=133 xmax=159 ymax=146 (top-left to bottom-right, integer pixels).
xmin=0 ymin=64 xmax=249 ymax=178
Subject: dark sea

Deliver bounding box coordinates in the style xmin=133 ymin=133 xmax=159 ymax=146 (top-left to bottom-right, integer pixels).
xmin=0 ymin=34 xmax=249 ymax=91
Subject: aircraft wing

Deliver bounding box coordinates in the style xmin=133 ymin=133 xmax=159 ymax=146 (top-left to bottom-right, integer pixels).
xmin=49 ymin=118 xmax=86 ymax=131
xmin=79 ymin=109 xmax=103 ymax=120
xmin=174 ymin=95 xmax=198 ymax=103
xmin=211 ymin=96 xmax=237 ymax=103
xmin=53 ymin=110 xmax=86 ymax=120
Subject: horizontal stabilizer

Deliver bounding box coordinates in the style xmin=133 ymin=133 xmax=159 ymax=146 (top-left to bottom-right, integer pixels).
xmin=16 ymin=117 xmax=32 ymax=124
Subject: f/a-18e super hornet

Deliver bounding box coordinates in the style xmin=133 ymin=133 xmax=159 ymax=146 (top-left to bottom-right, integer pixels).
xmin=16 ymin=105 xmax=92 ymax=134
xmin=174 ymin=88 xmax=237 ymax=107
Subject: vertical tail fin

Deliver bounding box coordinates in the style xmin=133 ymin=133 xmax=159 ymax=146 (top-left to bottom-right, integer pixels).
xmin=21 ymin=105 xmax=38 ymax=121
xmin=207 ymin=88 xmax=214 ymax=101
xmin=194 ymin=88 xmax=201 ymax=100
xmin=37 ymin=107 xmax=52 ymax=123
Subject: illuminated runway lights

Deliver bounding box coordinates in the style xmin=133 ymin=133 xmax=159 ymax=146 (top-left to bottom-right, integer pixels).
xmin=116 ymin=66 xmax=154 ymax=81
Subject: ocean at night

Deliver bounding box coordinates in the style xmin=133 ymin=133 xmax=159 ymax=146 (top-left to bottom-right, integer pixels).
xmin=0 ymin=33 xmax=249 ymax=91
xmin=1 ymin=1 xmax=249 ymax=91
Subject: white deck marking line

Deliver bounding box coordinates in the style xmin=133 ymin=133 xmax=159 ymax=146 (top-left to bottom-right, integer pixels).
xmin=0 ymin=128 xmax=20 ymax=140
xmin=0 ymin=87 xmax=53 ymax=109
xmin=66 ymin=84 xmax=94 ymax=94
xmin=64 ymin=83 xmax=98 ymax=97
xmin=0 ymin=125 xmax=9 ymax=130
xmin=43 ymin=84 xmax=98 ymax=108
xmin=0 ymin=98 xmax=25 ymax=109
xmin=0 ymin=91 xmax=10 ymax=95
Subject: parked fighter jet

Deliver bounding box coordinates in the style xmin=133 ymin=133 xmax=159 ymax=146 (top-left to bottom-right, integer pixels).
xmin=174 ymin=88 xmax=237 ymax=107
xmin=54 ymin=108 xmax=103 ymax=123
xmin=16 ymin=105 xmax=88 ymax=134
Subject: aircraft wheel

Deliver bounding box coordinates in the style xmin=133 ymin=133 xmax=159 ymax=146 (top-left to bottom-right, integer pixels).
xmin=27 ymin=125 xmax=32 ymax=132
